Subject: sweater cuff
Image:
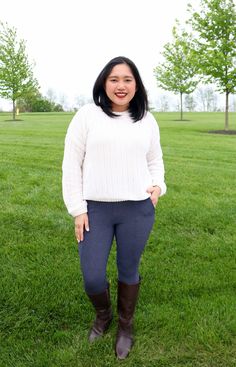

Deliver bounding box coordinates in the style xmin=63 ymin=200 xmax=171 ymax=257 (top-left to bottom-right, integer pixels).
xmin=152 ymin=181 xmax=167 ymax=197
xmin=68 ymin=200 xmax=88 ymax=217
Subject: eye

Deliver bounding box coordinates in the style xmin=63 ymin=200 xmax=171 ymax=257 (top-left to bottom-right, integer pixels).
xmin=125 ymin=79 xmax=133 ymax=82
xmin=109 ymin=78 xmax=117 ymax=82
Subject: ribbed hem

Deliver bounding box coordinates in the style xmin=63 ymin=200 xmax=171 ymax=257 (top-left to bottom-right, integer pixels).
xmin=69 ymin=201 xmax=88 ymax=217
xmin=84 ymin=193 xmax=152 ymax=203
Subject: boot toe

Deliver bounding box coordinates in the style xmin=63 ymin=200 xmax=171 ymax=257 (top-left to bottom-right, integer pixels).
xmin=115 ymin=335 xmax=132 ymax=359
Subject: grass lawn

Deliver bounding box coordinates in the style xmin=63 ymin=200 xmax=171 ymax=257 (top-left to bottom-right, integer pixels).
xmin=0 ymin=111 xmax=235 ymax=367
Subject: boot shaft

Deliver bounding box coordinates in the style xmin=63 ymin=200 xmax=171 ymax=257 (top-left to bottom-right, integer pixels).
xmin=86 ymin=286 xmax=113 ymax=342
xmin=115 ymin=280 xmax=140 ymax=360
xmin=87 ymin=286 xmax=111 ymax=312
xmin=117 ymin=280 xmax=140 ymax=322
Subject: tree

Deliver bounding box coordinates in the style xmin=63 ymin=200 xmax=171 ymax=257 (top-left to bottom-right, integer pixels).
xmin=159 ymin=95 xmax=170 ymax=112
xmin=17 ymin=92 xmax=64 ymax=112
xmin=187 ymin=0 xmax=236 ymax=130
xmin=31 ymin=97 xmax=52 ymax=112
xmin=58 ymin=93 xmax=68 ymax=111
xmin=46 ymin=88 xmax=57 ymax=104
xmin=196 ymin=86 xmax=218 ymax=111
xmin=17 ymin=87 xmax=41 ymax=112
xmin=154 ymin=24 xmax=199 ymax=120
xmin=0 ymin=21 xmax=38 ymax=120
xmin=184 ymin=94 xmax=197 ymax=112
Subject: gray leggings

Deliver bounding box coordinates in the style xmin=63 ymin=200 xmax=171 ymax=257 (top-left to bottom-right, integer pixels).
xmin=78 ymin=198 xmax=155 ymax=294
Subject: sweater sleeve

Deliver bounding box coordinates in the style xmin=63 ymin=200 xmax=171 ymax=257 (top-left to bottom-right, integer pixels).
xmin=62 ymin=108 xmax=88 ymax=217
xmin=146 ymin=115 xmax=167 ymax=196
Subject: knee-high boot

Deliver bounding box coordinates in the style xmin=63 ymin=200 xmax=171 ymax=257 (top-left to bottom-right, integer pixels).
xmin=87 ymin=286 xmax=113 ymax=342
xmin=115 ymin=280 xmax=140 ymax=359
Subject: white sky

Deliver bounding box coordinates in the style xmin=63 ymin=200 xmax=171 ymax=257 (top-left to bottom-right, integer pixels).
xmin=1 ymin=0 xmax=202 ymax=109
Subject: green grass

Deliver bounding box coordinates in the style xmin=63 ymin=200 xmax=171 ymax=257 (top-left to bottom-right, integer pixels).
xmin=0 ymin=111 xmax=235 ymax=367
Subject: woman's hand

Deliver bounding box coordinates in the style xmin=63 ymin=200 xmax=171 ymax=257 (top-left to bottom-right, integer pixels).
xmin=75 ymin=213 xmax=90 ymax=243
xmin=146 ymin=186 xmax=161 ymax=207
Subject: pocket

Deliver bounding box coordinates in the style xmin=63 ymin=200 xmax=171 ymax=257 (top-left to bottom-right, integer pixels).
xmin=142 ymin=197 xmax=155 ymax=216
xmin=149 ymin=198 xmax=155 ymax=209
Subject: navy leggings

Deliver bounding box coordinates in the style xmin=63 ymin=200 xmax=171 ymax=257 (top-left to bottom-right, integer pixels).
xmin=78 ymin=198 xmax=155 ymax=294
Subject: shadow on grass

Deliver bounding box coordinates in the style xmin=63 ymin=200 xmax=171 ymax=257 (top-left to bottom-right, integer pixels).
xmin=4 ymin=119 xmax=24 ymax=122
xmin=208 ymin=130 xmax=236 ymax=135
xmin=173 ymin=119 xmax=191 ymax=122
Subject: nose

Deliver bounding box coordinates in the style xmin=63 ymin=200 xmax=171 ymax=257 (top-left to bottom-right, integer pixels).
xmin=117 ymin=81 xmax=125 ymax=90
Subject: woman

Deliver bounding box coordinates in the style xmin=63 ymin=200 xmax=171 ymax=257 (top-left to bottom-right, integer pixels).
xmin=62 ymin=56 xmax=166 ymax=359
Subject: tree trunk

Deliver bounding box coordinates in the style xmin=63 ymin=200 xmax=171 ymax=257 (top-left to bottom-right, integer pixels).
xmin=13 ymin=99 xmax=16 ymax=121
xmin=180 ymin=92 xmax=183 ymax=120
xmin=225 ymin=91 xmax=229 ymax=131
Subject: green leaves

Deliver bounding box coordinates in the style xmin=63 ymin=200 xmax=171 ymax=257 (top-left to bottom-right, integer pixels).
xmin=188 ymin=0 xmax=236 ymax=94
xmin=187 ymin=0 xmax=236 ymax=130
xmin=0 ymin=21 xmax=39 ymax=120
xmin=155 ymin=0 xmax=236 ymax=129
xmin=154 ymin=27 xmax=199 ymax=95
xmin=154 ymin=24 xmax=200 ymax=119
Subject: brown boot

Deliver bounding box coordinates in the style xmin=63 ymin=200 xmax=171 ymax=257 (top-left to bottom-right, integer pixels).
xmin=115 ymin=280 xmax=140 ymax=360
xmin=87 ymin=286 xmax=113 ymax=342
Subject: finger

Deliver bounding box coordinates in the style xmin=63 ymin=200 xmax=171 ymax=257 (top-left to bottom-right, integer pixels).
xmin=84 ymin=216 xmax=90 ymax=232
xmin=75 ymin=223 xmax=83 ymax=241
xmin=75 ymin=227 xmax=80 ymax=242
xmin=150 ymin=194 xmax=159 ymax=206
xmin=79 ymin=225 xmax=84 ymax=242
xmin=154 ymin=197 xmax=159 ymax=207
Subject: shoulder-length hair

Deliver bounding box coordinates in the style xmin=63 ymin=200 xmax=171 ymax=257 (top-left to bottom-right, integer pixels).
xmin=93 ymin=56 xmax=149 ymax=122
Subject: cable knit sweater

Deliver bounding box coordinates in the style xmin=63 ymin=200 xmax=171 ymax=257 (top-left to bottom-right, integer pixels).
xmin=62 ymin=103 xmax=166 ymax=217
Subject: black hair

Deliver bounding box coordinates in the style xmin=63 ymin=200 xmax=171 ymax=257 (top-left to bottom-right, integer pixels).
xmin=93 ymin=56 xmax=149 ymax=122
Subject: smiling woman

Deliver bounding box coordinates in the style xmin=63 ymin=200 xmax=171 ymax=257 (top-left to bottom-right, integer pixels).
xmin=93 ymin=56 xmax=149 ymax=122
xmin=62 ymin=56 xmax=167 ymax=360
xmin=104 ymin=64 xmax=136 ymax=112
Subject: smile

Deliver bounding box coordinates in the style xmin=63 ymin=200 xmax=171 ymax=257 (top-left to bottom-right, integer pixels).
xmin=115 ymin=93 xmax=127 ymax=98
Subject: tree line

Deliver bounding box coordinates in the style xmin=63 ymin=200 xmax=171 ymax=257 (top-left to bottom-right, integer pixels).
xmin=153 ymin=86 xmax=236 ymax=113
xmin=155 ymin=0 xmax=236 ymax=130
xmin=1 ymin=0 xmax=236 ymax=130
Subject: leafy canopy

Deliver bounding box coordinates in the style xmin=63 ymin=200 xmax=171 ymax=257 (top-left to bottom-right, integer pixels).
xmin=154 ymin=24 xmax=199 ymax=95
xmin=187 ymin=0 xmax=236 ymax=94
xmin=0 ymin=21 xmax=38 ymax=102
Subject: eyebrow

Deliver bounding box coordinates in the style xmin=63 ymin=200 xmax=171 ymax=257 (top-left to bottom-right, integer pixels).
xmin=108 ymin=75 xmax=134 ymax=78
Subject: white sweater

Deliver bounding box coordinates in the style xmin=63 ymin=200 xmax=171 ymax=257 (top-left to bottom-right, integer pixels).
xmin=62 ymin=103 xmax=166 ymax=217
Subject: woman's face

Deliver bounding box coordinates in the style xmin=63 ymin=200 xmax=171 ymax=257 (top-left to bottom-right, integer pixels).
xmin=105 ymin=63 xmax=136 ymax=112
